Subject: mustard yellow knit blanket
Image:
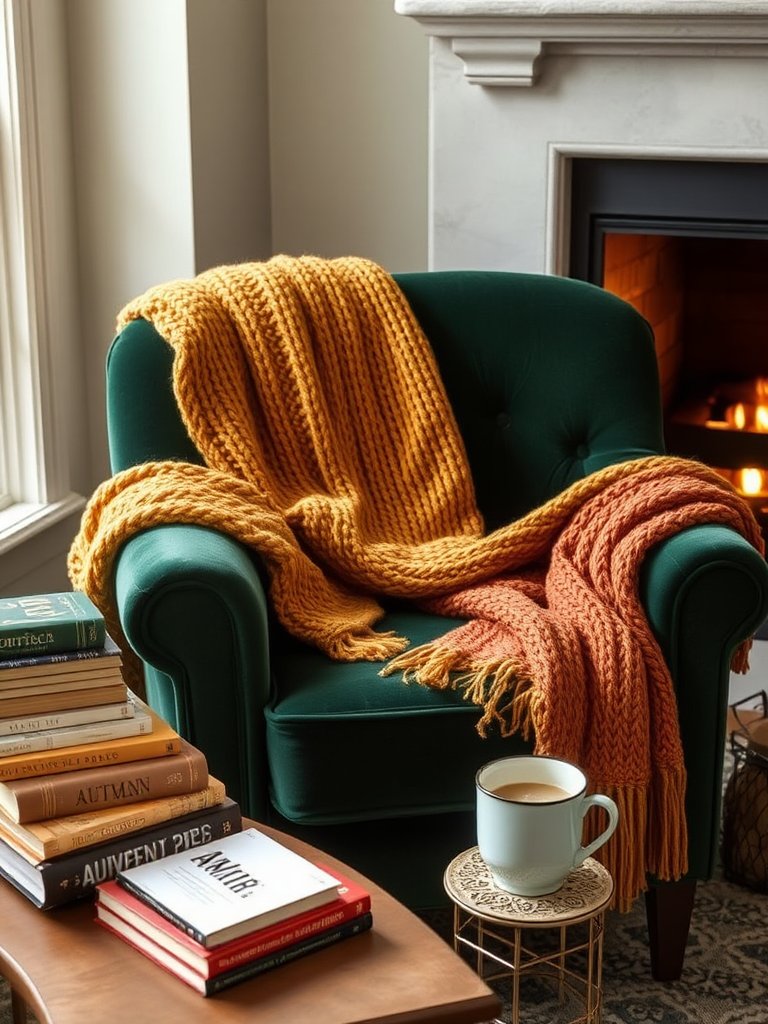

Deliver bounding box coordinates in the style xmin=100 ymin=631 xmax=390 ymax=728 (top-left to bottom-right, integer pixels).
xmin=68 ymin=256 xmax=764 ymax=909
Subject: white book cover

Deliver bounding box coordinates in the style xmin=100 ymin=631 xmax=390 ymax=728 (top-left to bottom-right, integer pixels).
xmin=117 ymin=828 xmax=340 ymax=947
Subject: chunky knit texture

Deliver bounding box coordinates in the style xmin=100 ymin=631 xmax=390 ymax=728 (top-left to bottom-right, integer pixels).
xmin=68 ymin=255 xmax=765 ymax=910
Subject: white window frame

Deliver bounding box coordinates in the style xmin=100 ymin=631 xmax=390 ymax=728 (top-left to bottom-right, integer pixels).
xmin=0 ymin=0 xmax=84 ymax=554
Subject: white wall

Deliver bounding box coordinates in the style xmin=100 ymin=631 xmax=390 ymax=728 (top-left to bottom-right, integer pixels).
xmin=187 ymin=0 xmax=272 ymax=270
xmin=67 ymin=0 xmax=275 ymax=491
xmin=267 ymin=0 xmax=428 ymax=272
xmin=67 ymin=0 xmax=197 ymax=489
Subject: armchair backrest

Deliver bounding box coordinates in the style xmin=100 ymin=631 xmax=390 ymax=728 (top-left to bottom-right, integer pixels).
xmin=107 ymin=270 xmax=665 ymax=529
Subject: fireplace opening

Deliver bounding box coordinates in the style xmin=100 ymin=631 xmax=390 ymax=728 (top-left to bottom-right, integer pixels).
xmin=569 ymin=159 xmax=768 ymax=538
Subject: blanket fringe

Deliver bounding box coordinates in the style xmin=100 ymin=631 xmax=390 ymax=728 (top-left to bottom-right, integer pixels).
xmin=645 ymin=766 xmax=689 ymax=884
xmin=731 ymin=637 xmax=753 ymax=675
xmin=584 ymin=784 xmax=648 ymax=913
xmin=582 ymin=771 xmax=687 ymax=913
xmin=381 ymin=642 xmax=534 ymax=739
xmin=326 ymin=629 xmax=409 ymax=662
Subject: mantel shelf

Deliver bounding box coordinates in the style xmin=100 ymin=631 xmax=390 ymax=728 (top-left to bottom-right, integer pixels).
xmin=396 ymin=0 xmax=768 ymax=86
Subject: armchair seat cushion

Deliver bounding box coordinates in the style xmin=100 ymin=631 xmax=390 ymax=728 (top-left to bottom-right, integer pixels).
xmin=265 ymin=610 xmax=519 ymax=824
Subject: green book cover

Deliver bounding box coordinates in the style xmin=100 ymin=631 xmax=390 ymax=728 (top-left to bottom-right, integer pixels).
xmin=0 ymin=592 xmax=106 ymax=659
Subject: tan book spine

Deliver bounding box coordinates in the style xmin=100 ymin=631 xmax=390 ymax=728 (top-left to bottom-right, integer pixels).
xmin=0 ymin=701 xmax=180 ymax=782
xmin=0 ymin=740 xmax=208 ymax=822
xmin=0 ymin=777 xmax=227 ymax=861
xmin=0 ymin=669 xmax=125 ymax=695
xmin=0 ymin=683 xmax=127 ymax=721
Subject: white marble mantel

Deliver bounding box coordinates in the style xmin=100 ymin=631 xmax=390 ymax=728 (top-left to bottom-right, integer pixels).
xmin=396 ymin=0 xmax=768 ymax=272
xmin=397 ymin=0 xmax=768 ymax=86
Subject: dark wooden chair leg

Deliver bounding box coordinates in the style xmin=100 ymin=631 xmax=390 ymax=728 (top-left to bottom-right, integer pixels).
xmin=644 ymin=879 xmax=697 ymax=981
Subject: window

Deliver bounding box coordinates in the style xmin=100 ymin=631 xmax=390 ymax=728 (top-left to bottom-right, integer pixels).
xmin=0 ymin=0 xmax=84 ymax=554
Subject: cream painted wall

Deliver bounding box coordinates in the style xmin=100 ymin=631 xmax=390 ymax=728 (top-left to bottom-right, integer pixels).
xmin=267 ymin=0 xmax=428 ymax=272
xmin=67 ymin=0 xmax=197 ymax=490
xmin=187 ymin=0 xmax=272 ymax=271
xmin=67 ymin=0 xmax=273 ymax=491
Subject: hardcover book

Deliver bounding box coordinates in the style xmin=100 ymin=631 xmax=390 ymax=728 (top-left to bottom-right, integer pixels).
xmin=0 ymin=702 xmax=152 ymax=759
xmin=0 ymin=697 xmax=180 ymax=782
xmin=0 ymin=682 xmax=128 ymax=721
xmin=0 ymin=592 xmax=106 ymax=659
xmin=0 ymin=798 xmax=242 ymax=909
xmin=0 ymin=698 xmax=135 ymax=739
xmin=97 ymin=868 xmax=371 ymax=978
xmin=0 ymin=737 xmax=207 ymax=822
xmin=0 ymin=776 xmax=226 ymax=862
xmin=0 ymin=634 xmax=122 ymax=682
xmin=117 ymin=827 xmax=341 ymax=947
xmin=0 ymin=668 xmax=124 ymax=696
xmin=96 ymin=903 xmax=373 ymax=996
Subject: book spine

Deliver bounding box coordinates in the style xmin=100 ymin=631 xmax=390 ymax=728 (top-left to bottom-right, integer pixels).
xmin=0 ymin=635 xmax=120 ymax=674
xmin=116 ymin=874 xmax=215 ymax=946
xmin=0 ymin=700 xmax=134 ymax=737
xmin=5 ymin=742 xmax=206 ymax=822
xmin=0 ymin=713 xmax=151 ymax=760
xmin=0 ymin=729 xmax=181 ymax=782
xmin=0 ymin=671 xmax=124 ymax=694
xmin=5 ymin=779 xmax=227 ymax=859
xmin=0 ymin=594 xmax=106 ymax=659
xmin=205 ymin=913 xmax=373 ymax=995
xmin=13 ymin=801 xmax=242 ymax=909
xmin=207 ymin=891 xmax=373 ymax=975
xmin=0 ymin=684 xmax=128 ymax=723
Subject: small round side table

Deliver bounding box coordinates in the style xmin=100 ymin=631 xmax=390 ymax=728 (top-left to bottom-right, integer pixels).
xmin=444 ymin=848 xmax=613 ymax=1024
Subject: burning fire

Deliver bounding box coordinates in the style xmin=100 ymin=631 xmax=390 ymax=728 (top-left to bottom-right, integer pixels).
xmin=703 ymin=378 xmax=768 ymax=498
xmin=725 ymin=402 xmax=768 ymax=432
xmin=739 ymin=468 xmax=765 ymax=496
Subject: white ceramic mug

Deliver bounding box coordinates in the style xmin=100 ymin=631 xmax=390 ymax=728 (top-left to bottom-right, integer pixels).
xmin=476 ymin=755 xmax=619 ymax=897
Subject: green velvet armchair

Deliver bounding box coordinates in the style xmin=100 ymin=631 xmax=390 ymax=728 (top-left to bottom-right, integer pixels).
xmin=104 ymin=270 xmax=768 ymax=980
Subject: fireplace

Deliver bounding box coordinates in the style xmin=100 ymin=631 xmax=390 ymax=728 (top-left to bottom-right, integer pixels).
xmin=396 ymin=0 xmax=768 ymax=533
xmin=567 ymin=158 xmax=768 ymax=532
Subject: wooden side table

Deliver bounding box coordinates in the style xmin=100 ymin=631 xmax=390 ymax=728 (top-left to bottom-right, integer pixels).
xmin=444 ymin=848 xmax=613 ymax=1024
xmin=0 ymin=822 xmax=501 ymax=1024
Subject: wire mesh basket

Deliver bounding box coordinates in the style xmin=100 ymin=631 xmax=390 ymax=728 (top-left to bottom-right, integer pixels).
xmin=722 ymin=690 xmax=768 ymax=893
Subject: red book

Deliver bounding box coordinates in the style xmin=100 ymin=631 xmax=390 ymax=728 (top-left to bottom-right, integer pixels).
xmin=95 ymin=865 xmax=371 ymax=979
xmin=96 ymin=902 xmax=372 ymax=996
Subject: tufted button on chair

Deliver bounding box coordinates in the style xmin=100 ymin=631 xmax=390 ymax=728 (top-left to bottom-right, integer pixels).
xmin=104 ymin=270 xmax=768 ymax=980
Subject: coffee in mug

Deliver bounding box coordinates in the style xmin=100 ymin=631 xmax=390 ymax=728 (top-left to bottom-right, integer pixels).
xmin=491 ymin=782 xmax=570 ymax=802
xmin=476 ymin=755 xmax=619 ymax=896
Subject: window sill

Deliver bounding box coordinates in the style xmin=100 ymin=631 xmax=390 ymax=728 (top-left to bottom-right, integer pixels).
xmin=0 ymin=494 xmax=86 ymax=556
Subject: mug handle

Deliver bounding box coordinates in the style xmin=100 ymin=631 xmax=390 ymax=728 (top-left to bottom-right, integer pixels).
xmin=574 ymin=794 xmax=619 ymax=867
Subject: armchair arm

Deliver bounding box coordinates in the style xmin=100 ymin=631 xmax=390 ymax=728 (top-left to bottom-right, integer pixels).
xmin=640 ymin=523 xmax=768 ymax=877
xmin=114 ymin=523 xmax=272 ymax=820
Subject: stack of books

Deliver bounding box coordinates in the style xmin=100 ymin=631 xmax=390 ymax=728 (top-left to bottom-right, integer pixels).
xmin=0 ymin=591 xmax=241 ymax=909
xmin=95 ymin=827 xmax=373 ymax=995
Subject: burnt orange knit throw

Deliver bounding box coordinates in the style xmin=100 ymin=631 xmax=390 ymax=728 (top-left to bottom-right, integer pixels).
xmin=68 ymin=255 xmax=764 ymax=910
